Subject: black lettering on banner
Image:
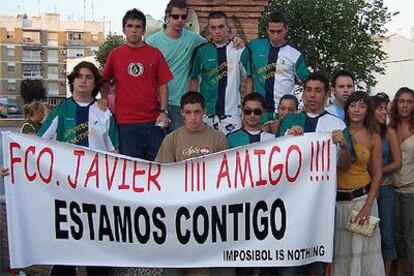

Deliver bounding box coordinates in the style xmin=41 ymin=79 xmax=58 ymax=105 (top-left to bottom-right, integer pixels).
xmin=113 ymin=206 xmax=133 ymax=243
xmin=134 ymin=207 xmax=150 ymax=244
xmin=228 ymin=203 xmax=243 ymax=241
xmin=176 ymin=207 xmax=191 ymax=244
xmin=253 ymin=201 xmax=268 ymax=240
xmin=99 ymin=205 xmax=115 ymax=241
xmin=211 ymin=205 xmax=227 ymax=243
xmin=244 ymin=202 xmax=251 ymax=241
xmin=152 ymin=207 xmax=167 ymax=244
xmin=82 ymin=203 xmax=97 ymax=240
xmin=55 ymin=199 xmax=68 ymax=239
xmin=69 ymin=201 xmax=83 ymax=240
xmin=193 ymin=206 xmax=209 ymax=244
xmin=270 ymin=199 xmax=286 ymax=240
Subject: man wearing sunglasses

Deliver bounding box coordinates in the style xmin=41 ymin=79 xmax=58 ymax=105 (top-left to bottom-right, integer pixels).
xmin=146 ymin=0 xmax=245 ymax=132
xmin=247 ymin=11 xmax=309 ymax=123
xmin=189 ymin=11 xmax=253 ymax=136
xmin=227 ymin=93 xmax=274 ymax=148
xmin=146 ymin=0 xmax=207 ymax=132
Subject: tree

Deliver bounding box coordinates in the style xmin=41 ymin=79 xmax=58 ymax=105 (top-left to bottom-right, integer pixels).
xmin=20 ymin=80 xmax=46 ymax=104
xmin=94 ymin=33 xmax=125 ymax=69
xmin=260 ymin=0 xmax=390 ymax=88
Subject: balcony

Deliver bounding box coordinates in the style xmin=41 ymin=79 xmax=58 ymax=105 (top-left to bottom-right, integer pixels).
xmin=67 ymin=40 xmax=84 ymax=46
xmin=22 ymin=37 xmax=42 ymax=48
xmin=22 ymin=56 xmax=42 ymax=62
xmin=22 ymin=71 xmax=42 ymax=79
xmin=47 ymin=40 xmax=58 ymax=47
xmin=48 ymin=74 xmax=58 ymax=80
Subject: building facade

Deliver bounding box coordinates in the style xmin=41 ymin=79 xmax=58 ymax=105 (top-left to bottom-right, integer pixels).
xmin=371 ymin=34 xmax=414 ymax=99
xmin=0 ymin=13 xmax=103 ymax=105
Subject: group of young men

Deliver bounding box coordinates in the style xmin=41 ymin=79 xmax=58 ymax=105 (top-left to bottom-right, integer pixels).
xmin=33 ymin=0 xmax=362 ymax=274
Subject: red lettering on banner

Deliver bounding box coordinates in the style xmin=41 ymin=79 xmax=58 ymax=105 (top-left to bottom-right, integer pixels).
xmin=184 ymin=160 xmax=206 ymax=192
xmin=132 ymin=161 xmax=145 ymax=193
xmin=268 ymin=146 xmax=283 ymax=185
xmin=36 ymin=147 xmax=54 ymax=184
xmin=68 ymin=150 xmax=85 ymax=189
xmin=24 ymin=146 xmax=36 ymax=181
xmin=254 ymin=149 xmax=267 ymax=186
xmin=105 ymin=154 xmax=119 ymax=190
xmin=184 ymin=162 xmax=188 ymax=192
xmin=83 ymin=153 xmax=99 ymax=188
xmin=9 ymin=142 xmax=21 ymax=184
xmin=148 ymin=163 xmax=161 ymax=191
xmin=216 ymin=154 xmax=231 ymax=189
xmin=286 ymin=145 xmax=302 ymax=182
xmin=234 ymin=150 xmax=253 ymax=188
xmin=118 ymin=159 xmax=130 ymax=190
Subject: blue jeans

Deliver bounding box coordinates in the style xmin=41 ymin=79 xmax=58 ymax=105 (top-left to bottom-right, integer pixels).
xmin=378 ymin=185 xmax=397 ymax=261
xmin=394 ymin=192 xmax=414 ymax=264
xmin=168 ymin=105 xmax=183 ymax=132
xmin=118 ymin=123 xmax=165 ymax=161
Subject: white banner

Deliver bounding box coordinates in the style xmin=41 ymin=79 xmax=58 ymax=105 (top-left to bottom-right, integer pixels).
xmin=2 ymin=131 xmax=337 ymax=269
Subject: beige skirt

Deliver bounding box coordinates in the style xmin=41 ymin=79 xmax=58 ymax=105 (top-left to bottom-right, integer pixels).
xmin=333 ymin=195 xmax=385 ymax=276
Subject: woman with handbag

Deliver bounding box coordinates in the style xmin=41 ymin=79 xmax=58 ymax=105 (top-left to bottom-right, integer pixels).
xmin=333 ymin=91 xmax=384 ymax=275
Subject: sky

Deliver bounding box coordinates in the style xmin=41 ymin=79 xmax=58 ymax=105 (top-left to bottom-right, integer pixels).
xmin=0 ymin=0 xmax=413 ymax=39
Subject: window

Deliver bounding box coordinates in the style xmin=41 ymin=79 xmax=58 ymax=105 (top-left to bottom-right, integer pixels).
xmin=7 ymin=48 xmax=15 ymax=57
xmin=48 ymin=49 xmax=58 ymax=63
xmin=48 ymin=32 xmax=58 ymax=46
xmin=22 ymin=31 xmax=40 ymax=43
xmin=7 ymin=62 xmax=15 ymax=72
xmin=7 ymin=45 xmax=15 ymax=57
xmin=48 ymin=82 xmax=59 ymax=95
xmin=68 ymin=33 xmax=83 ymax=41
xmin=22 ymin=64 xmax=41 ymax=78
xmin=6 ymin=31 xmax=14 ymax=39
xmin=23 ymin=50 xmax=41 ymax=61
xmin=48 ymin=66 xmax=58 ymax=79
xmin=7 ymin=80 xmax=16 ymax=91
xmin=67 ymin=48 xmax=85 ymax=58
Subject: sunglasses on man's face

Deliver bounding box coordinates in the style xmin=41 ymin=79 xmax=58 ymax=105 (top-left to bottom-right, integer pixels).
xmin=170 ymin=14 xmax=187 ymax=20
xmin=243 ymin=108 xmax=263 ymax=116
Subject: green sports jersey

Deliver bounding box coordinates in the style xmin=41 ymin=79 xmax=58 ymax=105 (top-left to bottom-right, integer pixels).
xmin=38 ymin=97 xmax=119 ymax=151
xmin=227 ymin=128 xmax=275 ymax=148
xmin=247 ymin=38 xmax=309 ymax=112
xmin=191 ymin=41 xmax=251 ymax=116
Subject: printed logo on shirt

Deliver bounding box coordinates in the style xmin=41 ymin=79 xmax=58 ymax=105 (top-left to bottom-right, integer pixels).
xmin=127 ymin=62 xmax=144 ymax=77
xmin=182 ymin=145 xmax=210 ymax=158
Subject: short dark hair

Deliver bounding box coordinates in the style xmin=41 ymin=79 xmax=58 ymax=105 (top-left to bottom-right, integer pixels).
xmin=304 ymin=72 xmax=330 ymax=93
xmin=208 ymin=11 xmax=228 ymax=23
xmin=265 ymin=11 xmax=287 ymax=28
xmin=181 ymin=91 xmax=205 ymax=109
xmin=279 ymin=94 xmax=299 ymax=110
xmin=344 ymin=91 xmax=376 ymax=134
xmin=242 ymin=93 xmax=266 ymax=109
xmin=67 ymin=61 xmax=102 ymax=98
xmin=122 ymin=8 xmax=146 ymax=31
xmin=165 ymin=0 xmax=188 ymax=15
xmin=331 ymin=70 xmax=355 ymax=87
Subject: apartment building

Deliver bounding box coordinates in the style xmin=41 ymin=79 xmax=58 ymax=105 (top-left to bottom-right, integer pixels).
xmin=0 ymin=13 xmax=103 ymax=105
